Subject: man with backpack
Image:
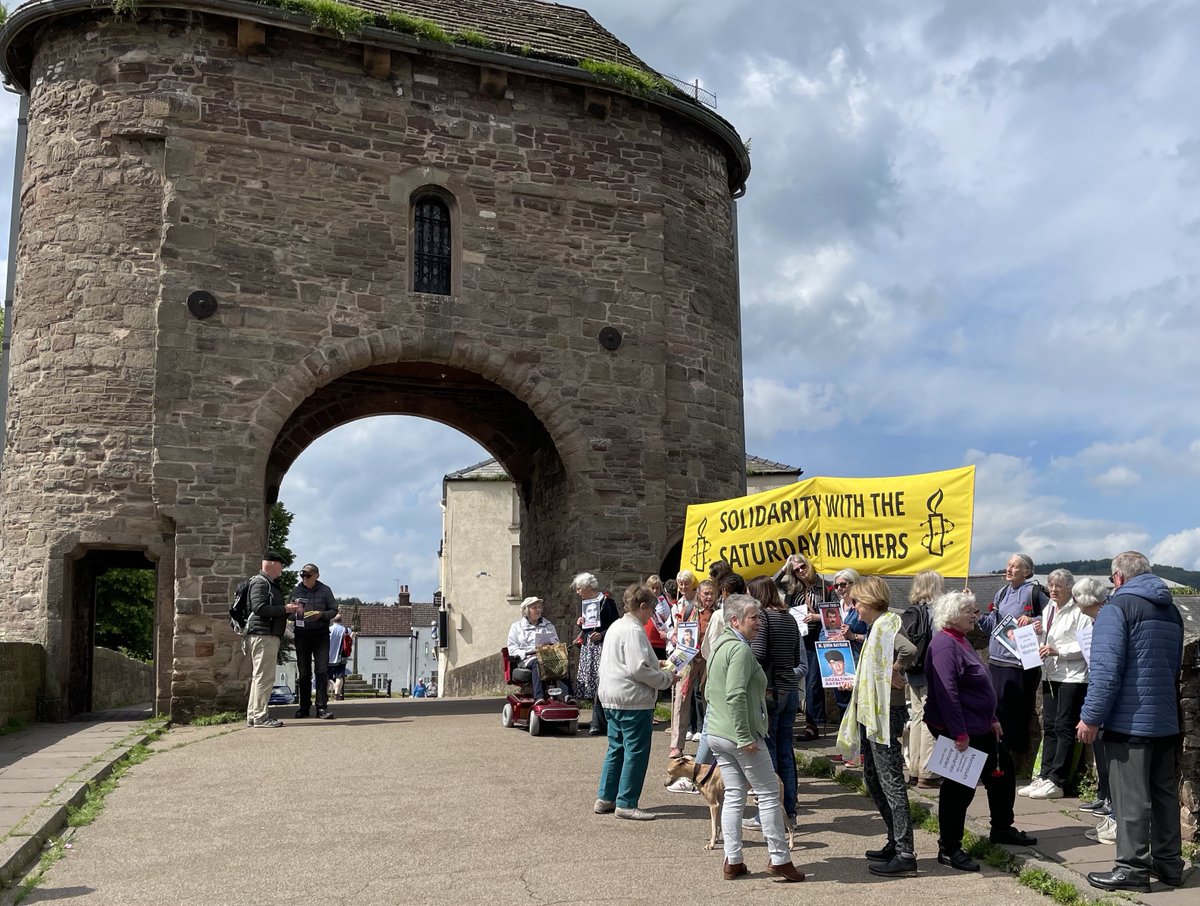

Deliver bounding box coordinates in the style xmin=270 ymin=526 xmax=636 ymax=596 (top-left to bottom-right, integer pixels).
xmin=245 ymin=551 xmax=300 ymax=728
xmin=976 ymin=554 xmax=1049 ymax=759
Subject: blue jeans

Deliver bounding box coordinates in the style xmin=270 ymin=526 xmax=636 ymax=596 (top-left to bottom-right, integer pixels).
xmin=597 ymin=708 xmax=653 ymax=808
xmin=764 ymin=688 xmax=800 ymax=818
xmin=804 ymin=648 xmax=826 ymax=727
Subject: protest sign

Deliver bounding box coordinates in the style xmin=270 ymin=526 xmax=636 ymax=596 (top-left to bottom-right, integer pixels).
xmin=820 ymin=603 xmax=844 ymax=637
xmin=674 ymin=621 xmax=699 ymax=652
xmin=681 ymin=466 xmax=974 ymax=578
xmin=1012 ymin=624 xmax=1043 ymax=670
xmin=816 ymin=641 xmax=856 ymax=689
xmin=1077 ymin=623 xmax=1094 ymax=666
xmin=667 ymin=645 xmax=698 ymax=674
xmin=992 ymin=614 xmax=1021 ymax=659
xmin=929 ymin=735 xmax=987 ymax=788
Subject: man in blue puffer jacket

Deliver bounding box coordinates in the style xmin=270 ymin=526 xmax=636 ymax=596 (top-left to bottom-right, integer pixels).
xmin=1076 ymin=551 xmax=1184 ymax=893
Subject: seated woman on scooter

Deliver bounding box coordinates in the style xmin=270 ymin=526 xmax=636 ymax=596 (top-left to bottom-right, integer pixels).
xmin=507 ymin=596 xmax=574 ymax=704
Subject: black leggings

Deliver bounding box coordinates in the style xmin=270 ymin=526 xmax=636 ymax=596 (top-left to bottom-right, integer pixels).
xmin=936 ymin=730 xmax=1017 ymax=853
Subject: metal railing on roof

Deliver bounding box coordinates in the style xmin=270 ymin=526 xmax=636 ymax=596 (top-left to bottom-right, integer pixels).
xmin=663 ymin=74 xmax=717 ymax=108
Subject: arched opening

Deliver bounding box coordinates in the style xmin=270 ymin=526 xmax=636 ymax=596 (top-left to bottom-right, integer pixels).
xmin=265 ymin=362 xmax=568 ymax=696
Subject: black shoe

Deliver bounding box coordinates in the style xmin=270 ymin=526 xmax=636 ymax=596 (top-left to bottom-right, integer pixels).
xmin=866 ymin=841 xmax=897 ymax=862
xmin=869 ymin=854 xmax=917 ymax=877
xmin=294 ymin=709 xmax=310 ymax=719
xmin=937 ymin=848 xmax=980 ymax=872
xmin=1091 ymin=799 xmax=1112 ymax=817
xmin=1087 ymin=869 xmax=1150 ymax=893
xmin=1077 ymin=798 xmax=1105 ymax=812
xmin=989 ymin=827 xmax=1038 ymax=846
xmin=316 ymin=708 xmax=334 ymax=719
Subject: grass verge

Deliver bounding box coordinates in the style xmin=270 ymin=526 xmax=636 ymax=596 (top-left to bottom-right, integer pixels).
xmin=188 ymin=710 xmax=246 ymax=727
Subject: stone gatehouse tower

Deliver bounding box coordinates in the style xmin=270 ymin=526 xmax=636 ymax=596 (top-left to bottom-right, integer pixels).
xmin=0 ymin=0 xmax=750 ymax=719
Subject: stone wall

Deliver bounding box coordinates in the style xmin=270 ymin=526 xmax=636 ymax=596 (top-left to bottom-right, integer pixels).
xmin=0 ymin=10 xmax=748 ymax=719
xmin=0 ymin=641 xmax=45 ymax=725
xmin=91 ymin=646 xmax=154 ymax=711
xmin=1180 ymin=634 xmax=1199 ymax=841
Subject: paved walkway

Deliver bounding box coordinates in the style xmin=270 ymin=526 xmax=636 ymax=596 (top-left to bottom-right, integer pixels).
xmin=0 ymin=700 xmax=1192 ymax=904
xmin=795 ymin=732 xmax=1197 ymax=904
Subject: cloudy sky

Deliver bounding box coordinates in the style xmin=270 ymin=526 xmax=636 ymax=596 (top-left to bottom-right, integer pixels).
xmin=2 ymin=0 xmax=1198 ymax=602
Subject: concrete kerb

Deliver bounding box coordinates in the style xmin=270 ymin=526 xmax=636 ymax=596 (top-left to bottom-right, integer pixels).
xmin=794 ymin=750 xmax=1132 ymax=906
xmin=0 ymin=722 xmax=162 ymax=888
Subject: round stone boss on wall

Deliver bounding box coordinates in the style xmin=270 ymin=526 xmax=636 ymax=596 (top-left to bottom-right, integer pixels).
xmin=0 ymin=2 xmax=751 ymax=718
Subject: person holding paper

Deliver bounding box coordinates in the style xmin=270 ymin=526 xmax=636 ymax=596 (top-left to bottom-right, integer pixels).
xmin=924 ymin=591 xmax=1038 ymax=872
xmin=775 ymin=554 xmax=833 ymax=740
xmin=1018 ymin=569 xmax=1090 ymax=801
xmin=573 ymin=572 xmax=620 ymax=736
xmin=594 ymin=584 xmax=680 ymax=821
xmin=976 ymin=554 xmax=1049 ymax=760
xmin=834 ymin=576 xmax=919 ymax=877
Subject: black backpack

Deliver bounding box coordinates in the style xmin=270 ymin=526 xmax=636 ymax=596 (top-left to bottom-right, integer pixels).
xmin=900 ymin=603 xmax=933 ymax=674
xmin=229 ymin=578 xmax=252 ymax=635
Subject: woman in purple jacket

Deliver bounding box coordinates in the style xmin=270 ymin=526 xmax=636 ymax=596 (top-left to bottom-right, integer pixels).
xmin=924 ymin=591 xmax=1038 ymax=871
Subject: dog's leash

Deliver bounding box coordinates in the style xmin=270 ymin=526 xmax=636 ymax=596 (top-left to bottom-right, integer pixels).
xmin=692 ymin=759 xmax=718 ymax=787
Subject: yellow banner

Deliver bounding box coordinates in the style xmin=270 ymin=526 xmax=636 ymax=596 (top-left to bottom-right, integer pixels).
xmin=681 ymin=465 xmax=975 ymax=579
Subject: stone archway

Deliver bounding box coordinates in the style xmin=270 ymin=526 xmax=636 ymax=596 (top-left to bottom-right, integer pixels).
xmin=0 ymin=5 xmax=751 ymax=720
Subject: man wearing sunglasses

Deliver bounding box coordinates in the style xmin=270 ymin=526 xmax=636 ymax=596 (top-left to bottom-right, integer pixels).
xmin=291 ymin=563 xmax=338 ymax=719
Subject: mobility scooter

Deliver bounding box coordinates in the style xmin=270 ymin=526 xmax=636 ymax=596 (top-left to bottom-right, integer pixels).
xmin=500 ymin=646 xmax=580 ymax=736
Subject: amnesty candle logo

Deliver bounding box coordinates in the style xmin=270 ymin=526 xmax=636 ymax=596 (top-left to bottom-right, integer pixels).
xmin=682 ymin=466 xmax=975 ymax=578
xmin=689 ymin=517 xmax=713 ymax=573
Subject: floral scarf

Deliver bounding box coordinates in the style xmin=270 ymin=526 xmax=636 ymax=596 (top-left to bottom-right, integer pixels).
xmin=836 ymin=611 xmax=901 ymax=757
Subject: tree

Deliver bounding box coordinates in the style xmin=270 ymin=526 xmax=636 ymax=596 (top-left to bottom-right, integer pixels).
xmin=95 ymin=568 xmax=155 ymax=662
xmin=270 ymin=501 xmax=298 ymax=665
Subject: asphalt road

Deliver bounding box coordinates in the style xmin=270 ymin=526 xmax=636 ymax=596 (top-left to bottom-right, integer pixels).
xmin=12 ymin=699 xmax=1051 ymax=905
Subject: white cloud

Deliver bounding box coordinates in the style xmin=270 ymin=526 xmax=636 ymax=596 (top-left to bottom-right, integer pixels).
xmin=1090 ymin=466 xmax=1141 ymax=490
xmin=1151 ymin=528 xmax=1200 ymax=571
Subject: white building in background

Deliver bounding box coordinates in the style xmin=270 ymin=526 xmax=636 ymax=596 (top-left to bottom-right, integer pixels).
xmin=274 ymin=595 xmax=439 ymax=696
xmin=438 ymin=455 xmax=801 ymax=693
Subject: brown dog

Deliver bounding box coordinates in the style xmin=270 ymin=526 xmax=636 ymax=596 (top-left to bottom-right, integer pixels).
xmin=666 ymin=754 xmax=795 ymax=851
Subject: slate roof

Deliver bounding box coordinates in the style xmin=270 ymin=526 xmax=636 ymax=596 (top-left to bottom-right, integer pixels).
xmin=745 ymin=454 xmax=802 ymax=476
xmin=447 ymin=454 xmax=801 ymax=481
xmin=351 ymin=602 xmax=438 ymax=636
xmin=345 ymin=0 xmax=649 ymax=69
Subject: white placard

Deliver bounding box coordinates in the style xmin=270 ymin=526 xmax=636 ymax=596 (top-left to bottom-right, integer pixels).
xmin=1076 ymin=623 xmax=1094 ymax=666
xmin=1013 ymin=624 xmax=1044 ymax=670
xmin=929 ymin=734 xmax=987 ymax=788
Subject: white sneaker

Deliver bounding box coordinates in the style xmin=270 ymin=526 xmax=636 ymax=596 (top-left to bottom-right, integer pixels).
xmin=594 ymin=799 xmax=615 ymax=814
xmin=1029 ymin=781 xmax=1063 ymax=800
xmin=615 ymin=807 xmax=655 ymax=821
xmin=1018 ymin=778 xmax=1048 ymax=796
xmin=1096 ymin=816 xmax=1117 ymax=844
xmin=742 ymin=815 xmax=762 ymax=831
xmin=687 ymin=731 xmax=698 ymax=742
xmin=666 ymin=777 xmax=696 ymax=794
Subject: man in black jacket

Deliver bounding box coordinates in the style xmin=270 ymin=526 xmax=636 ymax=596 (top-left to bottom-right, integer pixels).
xmin=290 ymin=563 xmax=339 ymax=719
xmin=246 ymin=551 xmax=300 ymax=728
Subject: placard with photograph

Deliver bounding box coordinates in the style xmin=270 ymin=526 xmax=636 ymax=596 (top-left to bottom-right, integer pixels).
xmin=581 ymin=598 xmax=601 ymax=630
xmin=820 ymin=603 xmax=845 ymax=637
xmin=991 ymin=613 xmax=1021 ymax=660
xmin=674 ymin=621 xmax=699 ymax=652
xmin=816 ymin=640 xmax=856 ymax=689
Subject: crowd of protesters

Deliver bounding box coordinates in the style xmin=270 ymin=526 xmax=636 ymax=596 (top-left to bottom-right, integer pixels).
xmin=555 ymin=550 xmax=1187 ymax=890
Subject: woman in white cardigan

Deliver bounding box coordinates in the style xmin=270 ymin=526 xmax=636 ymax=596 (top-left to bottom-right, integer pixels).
xmin=594 ymin=584 xmax=679 ymax=821
xmin=1019 ymin=568 xmax=1091 ymax=800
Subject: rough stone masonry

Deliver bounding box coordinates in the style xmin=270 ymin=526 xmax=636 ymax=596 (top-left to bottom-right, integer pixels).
xmin=0 ymin=3 xmax=751 ymax=719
